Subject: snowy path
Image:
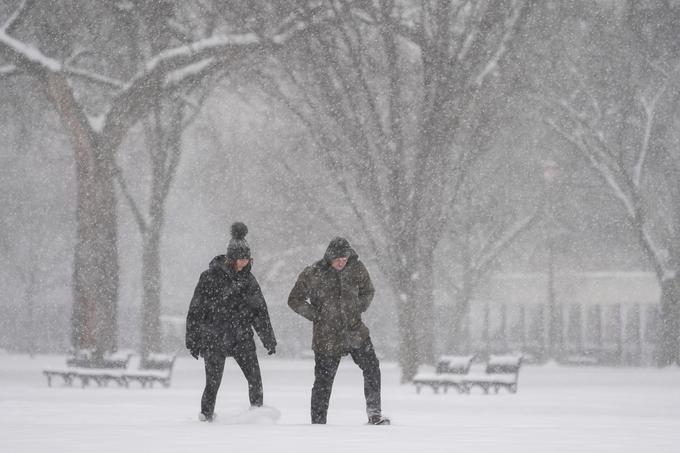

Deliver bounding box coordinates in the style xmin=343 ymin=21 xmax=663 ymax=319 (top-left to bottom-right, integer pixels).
xmin=1 ymin=354 xmax=679 ymax=452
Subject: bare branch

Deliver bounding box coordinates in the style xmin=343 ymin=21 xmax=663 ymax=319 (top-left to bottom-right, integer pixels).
xmin=565 ymin=59 xmax=601 ymax=120
xmin=2 ymin=0 xmax=34 ymax=34
xmin=473 ymin=0 xmax=527 ymax=87
xmin=273 ymin=157 xmax=343 ymax=232
xmin=0 ymin=63 xmax=17 ymax=76
xmin=64 ymin=65 xmax=126 ymax=90
xmin=473 ymin=208 xmax=540 ymax=273
xmin=112 ymin=163 xmax=148 ymax=232
xmin=0 ymin=29 xmax=61 ymax=73
xmin=633 ymin=61 xmax=680 ymax=187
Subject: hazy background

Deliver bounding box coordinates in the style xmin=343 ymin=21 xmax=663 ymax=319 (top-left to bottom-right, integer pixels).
xmin=1 ymin=1 xmax=678 ymax=377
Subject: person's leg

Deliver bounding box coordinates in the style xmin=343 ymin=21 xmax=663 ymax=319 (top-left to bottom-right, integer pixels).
xmin=232 ymin=344 xmax=264 ymax=407
xmin=350 ymin=337 xmax=381 ymax=419
xmin=311 ymin=352 xmax=341 ymax=424
xmin=201 ymin=352 xmax=227 ymax=419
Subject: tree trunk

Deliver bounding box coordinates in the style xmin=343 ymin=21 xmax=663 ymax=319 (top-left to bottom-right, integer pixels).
xmin=139 ymin=105 xmax=183 ymax=356
xmin=657 ymin=275 xmax=680 ymax=366
xmin=414 ymin=256 xmax=436 ymax=365
xmin=23 ymin=270 xmax=36 ymax=357
xmin=388 ymin=244 xmax=436 ymax=382
xmin=447 ymin=276 xmax=474 ymax=354
xmin=44 ymin=73 xmax=119 ymax=354
xmin=140 ymin=228 xmax=162 ymax=356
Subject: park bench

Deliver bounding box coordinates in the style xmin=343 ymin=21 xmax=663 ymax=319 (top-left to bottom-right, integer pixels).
xmin=412 ymin=355 xmax=475 ymax=394
xmin=120 ymin=353 xmax=176 ymax=388
xmin=43 ymin=350 xmax=133 ymax=388
xmin=461 ymin=354 xmax=523 ymax=394
xmin=64 ymin=349 xmax=132 ymax=369
xmin=43 ymin=352 xmax=176 ymax=388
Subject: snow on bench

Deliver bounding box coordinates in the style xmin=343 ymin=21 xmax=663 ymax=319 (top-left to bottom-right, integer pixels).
xmin=43 ymin=350 xmax=134 ymax=388
xmin=121 ymin=353 xmax=176 ymax=388
xmin=461 ymin=354 xmax=523 ymax=394
xmin=412 ymin=355 xmax=475 ymax=394
xmin=43 ymin=352 xmax=176 ymax=389
xmin=64 ymin=349 xmax=133 ymax=369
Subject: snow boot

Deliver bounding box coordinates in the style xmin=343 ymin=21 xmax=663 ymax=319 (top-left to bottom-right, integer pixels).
xmin=367 ymin=415 xmax=390 ymax=425
xmin=198 ymin=412 xmax=216 ymax=422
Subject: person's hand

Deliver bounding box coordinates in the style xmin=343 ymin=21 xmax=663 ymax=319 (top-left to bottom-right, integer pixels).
xmin=190 ymin=348 xmax=201 ymax=360
xmin=266 ymin=345 xmax=276 ymax=356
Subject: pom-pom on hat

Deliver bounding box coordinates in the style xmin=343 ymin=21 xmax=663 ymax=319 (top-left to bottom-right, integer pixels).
xmin=227 ymin=222 xmax=251 ymax=260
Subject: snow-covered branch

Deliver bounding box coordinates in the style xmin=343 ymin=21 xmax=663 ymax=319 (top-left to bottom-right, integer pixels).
xmin=0 ymin=63 xmax=17 ymax=75
xmin=632 ymin=61 xmax=680 ymax=187
xmin=64 ymin=65 xmax=125 ymax=89
xmin=566 ymin=60 xmax=601 ymax=119
xmin=1 ymin=0 xmax=32 ymax=34
xmin=543 ymin=114 xmax=638 ymax=218
xmin=0 ymin=28 xmax=61 ymax=72
xmin=473 ymin=208 xmax=539 ymax=272
xmin=642 ymin=227 xmax=674 ymax=280
xmin=473 ymin=0 xmax=526 ymax=87
xmin=112 ymin=163 xmax=148 ymax=232
xmin=634 ymin=89 xmax=662 ymax=188
xmin=349 ymin=5 xmax=431 ymax=52
xmin=142 ymin=34 xmax=259 ymax=76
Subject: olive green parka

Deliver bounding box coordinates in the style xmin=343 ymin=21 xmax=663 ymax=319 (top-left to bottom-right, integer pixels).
xmin=288 ymin=238 xmax=375 ymax=355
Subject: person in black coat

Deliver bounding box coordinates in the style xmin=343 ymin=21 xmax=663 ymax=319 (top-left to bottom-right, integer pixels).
xmin=185 ymin=222 xmax=277 ymax=422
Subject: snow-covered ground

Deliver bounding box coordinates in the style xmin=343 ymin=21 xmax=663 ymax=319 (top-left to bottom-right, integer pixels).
xmin=1 ymin=353 xmax=679 ymax=453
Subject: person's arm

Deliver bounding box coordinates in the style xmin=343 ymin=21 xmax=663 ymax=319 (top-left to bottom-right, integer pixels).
xmin=356 ymin=261 xmax=375 ymax=312
xmin=185 ymin=272 xmax=208 ymax=358
xmin=248 ymin=276 xmax=277 ymax=354
xmin=287 ymin=268 xmax=319 ymax=321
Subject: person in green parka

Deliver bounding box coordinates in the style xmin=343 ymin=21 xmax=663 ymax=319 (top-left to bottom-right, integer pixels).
xmin=288 ymin=237 xmax=389 ymax=425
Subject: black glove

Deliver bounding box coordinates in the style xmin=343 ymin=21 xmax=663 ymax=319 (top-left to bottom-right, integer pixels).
xmin=190 ymin=348 xmax=201 ymax=360
xmin=266 ymin=345 xmax=276 ymax=356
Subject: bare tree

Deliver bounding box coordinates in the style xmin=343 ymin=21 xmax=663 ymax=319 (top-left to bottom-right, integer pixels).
xmin=0 ymin=86 xmax=71 ymax=354
xmin=533 ymin=1 xmax=680 ymax=365
xmin=256 ymin=0 xmax=534 ymax=380
xmin=0 ymin=0 xmax=328 ymax=355
xmin=444 ymin=169 xmax=541 ymax=352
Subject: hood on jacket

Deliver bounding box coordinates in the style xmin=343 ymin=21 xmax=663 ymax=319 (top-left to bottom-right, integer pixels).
xmin=322 ymin=237 xmax=358 ymax=266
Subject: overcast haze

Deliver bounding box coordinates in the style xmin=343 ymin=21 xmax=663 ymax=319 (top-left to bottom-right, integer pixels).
xmin=1 ymin=4 xmax=680 ymax=448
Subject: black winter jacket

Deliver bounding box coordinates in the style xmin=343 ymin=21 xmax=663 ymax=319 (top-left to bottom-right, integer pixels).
xmin=186 ymin=255 xmax=276 ymax=356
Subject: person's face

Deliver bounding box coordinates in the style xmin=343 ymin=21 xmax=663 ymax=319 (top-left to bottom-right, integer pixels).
xmin=235 ymin=258 xmax=251 ymax=272
xmin=330 ymin=256 xmax=348 ymax=271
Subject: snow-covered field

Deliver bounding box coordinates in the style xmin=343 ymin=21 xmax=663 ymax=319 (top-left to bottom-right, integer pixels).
xmin=1 ymin=353 xmax=679 ymax=453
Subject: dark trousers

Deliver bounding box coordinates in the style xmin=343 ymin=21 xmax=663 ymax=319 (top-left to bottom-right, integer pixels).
xmin=201 ymin=345 xmax=263 ymax=417
xmin=311 ymin=337 xmax=381 ymax=424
